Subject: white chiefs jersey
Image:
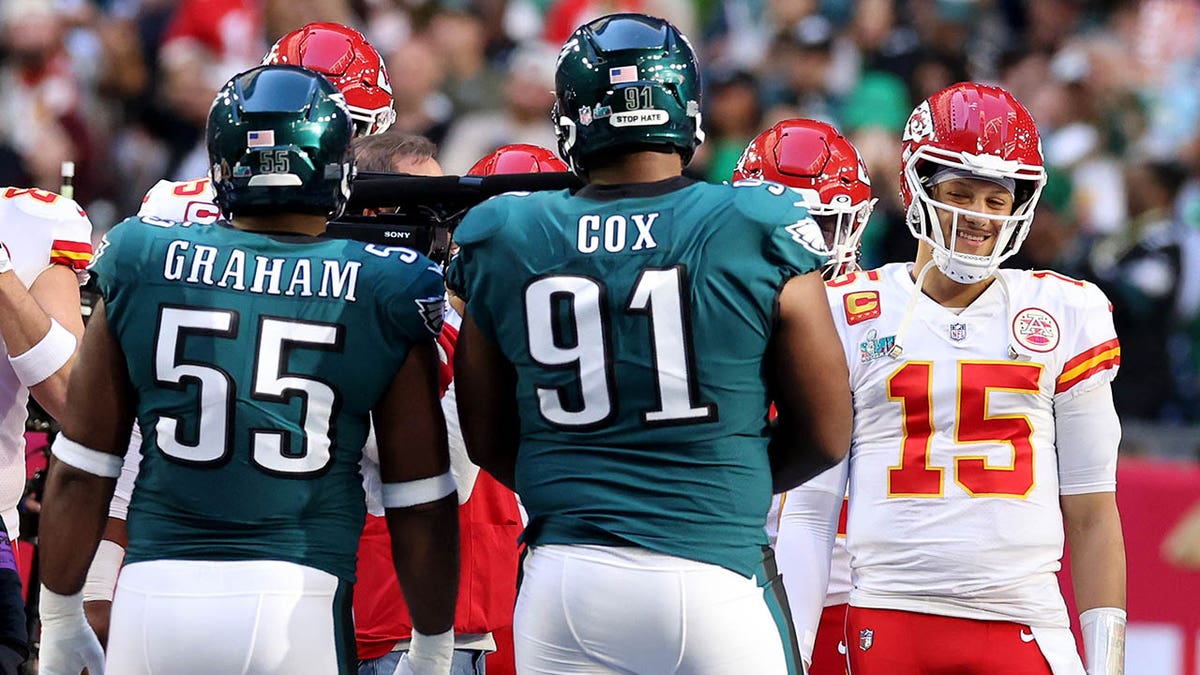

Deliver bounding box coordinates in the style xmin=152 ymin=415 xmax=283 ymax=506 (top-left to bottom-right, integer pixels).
xmin=828 ymin=263 xmax=1119 ymax=628
xmin=137 ymin=178 xmax=220 ymax=223
xmin=0 ymin=187 xmax=93 ymax=538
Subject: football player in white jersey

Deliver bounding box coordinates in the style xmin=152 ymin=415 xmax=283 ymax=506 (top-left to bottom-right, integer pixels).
xmin=79 ymin=21 xmax=398 ymax=646
xmin=0 ymin=188 xmax=92 ymax=539
xmin=733 ymin=118 xmax=873 ymax=675
xmin=794 ymin=82 xmax=1126 ymax=675
xmin=0 ymin=187 xmax=91 ymax=670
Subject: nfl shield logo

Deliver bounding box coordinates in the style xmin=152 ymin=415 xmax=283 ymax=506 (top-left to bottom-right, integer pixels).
xmin=859 ymin=628 xmax=874 ymax=651
xmin=949 ymin=322 xmax=967 ymax=342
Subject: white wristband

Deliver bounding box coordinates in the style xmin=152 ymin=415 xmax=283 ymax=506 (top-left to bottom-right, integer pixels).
xmin=382 ymin=471 xmax=456 ymax=509
xmin=408 ymin=627 xmax=454 ymax=673
xmin=1080 ymin=606 xmax=1126 ymax=675
xmin=39 ymin=585 xmax=86 ymax=625
xmin=82 ymin=539 xmax=125 ymax=603
xmin=8 ymin=317 xmax=76 ymax=387
xmin=52 ymin=435 xmax=124 ymax=479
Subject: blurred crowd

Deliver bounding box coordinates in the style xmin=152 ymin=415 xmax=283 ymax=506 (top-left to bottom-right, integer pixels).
xmin=2 ymin=0 xmax=1199 ymax=438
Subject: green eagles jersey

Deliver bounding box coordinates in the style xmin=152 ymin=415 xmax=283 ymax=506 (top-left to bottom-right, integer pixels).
xmin=450 ymin=177 xmax=828 ymax=577
xmin=90 ymin=218 xmax=444 ymax=581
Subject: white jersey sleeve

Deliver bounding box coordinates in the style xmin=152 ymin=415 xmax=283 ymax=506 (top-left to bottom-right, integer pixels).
xmin=1 ymin=187 xmax=94 ymax=286
xmin=137 ymin=178 xmax=220 ymax=224
xmin=1047 ymin=277 xmax=1120 ymax=402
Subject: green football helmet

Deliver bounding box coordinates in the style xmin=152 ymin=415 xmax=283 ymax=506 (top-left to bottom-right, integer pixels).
xmin=553 ymin=13 xmax=704 ymax=173
xmin=207 ymin=64 xmax=355 ymax=218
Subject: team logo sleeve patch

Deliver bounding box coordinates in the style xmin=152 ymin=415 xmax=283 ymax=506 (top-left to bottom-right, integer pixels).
xmin=1055 ymin=338 xmax=1121 ymax=394
xmin=1012 ymin=307 xmax=1060 ymax=352
xmin=844 ymin=290 xmax=881 ymax=325
xmin=415 ymin=295 xmax=445 ymax=336
xmin=50 ymin=239 xmax=93 ymax=271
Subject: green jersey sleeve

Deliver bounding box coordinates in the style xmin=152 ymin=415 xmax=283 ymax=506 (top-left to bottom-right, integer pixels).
xmin=89 ymin=217 xmax=159 ymax=304
xmin=378 ymin=255 xmax=446 ymax=347
xmin=447 ymin=197 xmax=511 ymax=340
xmin=733 ymin=181 xmax=830 ymax=278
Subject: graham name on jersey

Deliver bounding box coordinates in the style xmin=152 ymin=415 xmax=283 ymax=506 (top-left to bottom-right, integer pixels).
xmin=162 ymin=239 xmax=360 ymax=301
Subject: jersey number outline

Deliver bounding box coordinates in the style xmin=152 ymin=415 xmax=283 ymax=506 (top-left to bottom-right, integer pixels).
xmin=153 ymin=306 xmax=344 ymax=476
xmin=524 ymin=265 xmax=716 ymax=429
xmin=887 ymin=360 xmax=1042 ymax=498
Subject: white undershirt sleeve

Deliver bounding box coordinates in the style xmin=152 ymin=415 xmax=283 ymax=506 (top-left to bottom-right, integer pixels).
xmin=1056 ymin=382 xmax=1120 ymax=495
xmin=775 ymin=459 xmax=849 ymax=666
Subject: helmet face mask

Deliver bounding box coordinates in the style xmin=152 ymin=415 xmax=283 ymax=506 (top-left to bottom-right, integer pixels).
xmin=900 ymin=83 xmax=1047 ymax=284
xmin=734 ymin=119 xmax=875 ymax=278
xmin=553 ymin=13 xmax=704 ymax=174
xmin=264 ymin=22 xmax=395 ymax=137
xmin=207 ymin=65 xmax=356 ymax=219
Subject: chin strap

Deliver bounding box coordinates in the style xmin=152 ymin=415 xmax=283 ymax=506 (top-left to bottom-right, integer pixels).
xmin=1080 ymin=607 xmax=1126 ymax=675
xmin=988 ymin=271 xmax=1026 ymax=360
xmin=888 ymin=260 xmax=937 ymax=358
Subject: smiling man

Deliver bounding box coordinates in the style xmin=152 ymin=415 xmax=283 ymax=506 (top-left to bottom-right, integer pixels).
xmin=785 ymin=82 xmax=1128 ymax=675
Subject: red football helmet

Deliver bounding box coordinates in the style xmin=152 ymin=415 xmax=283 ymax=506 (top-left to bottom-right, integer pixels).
xmin=734 ymin=119 xmax=875 ymax=278
xmin=467 ymin=144 xmax=570 ymax=176
xmin=264 ymin=23 xmax=395 ymax=137
xmin=900 ymin=82 xmax=1046 ymax=284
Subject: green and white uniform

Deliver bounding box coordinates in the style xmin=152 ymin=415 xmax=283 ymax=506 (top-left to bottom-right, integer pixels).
xmin=452 ymin=177 xmax=826 ymax=578
xmin=92 ymin=218 xmax=443 ymax=580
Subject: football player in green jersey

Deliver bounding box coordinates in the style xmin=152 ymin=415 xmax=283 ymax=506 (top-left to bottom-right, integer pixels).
xmin=37 ymin=65 xmax=459 ymax=675
xmin=450 ymin=13 xmax=852 ymax=675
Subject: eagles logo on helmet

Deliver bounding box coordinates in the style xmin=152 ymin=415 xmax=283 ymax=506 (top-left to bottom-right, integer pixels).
xmin=264 ymin=22 xmax=396 ymax=137
xmin=899 ymin=82 xmax=1047 ymax=284
xmin=734 ymin=119 xmax=876 ymax=278
xmin=552 ymin=13 xmax=704 ymax=174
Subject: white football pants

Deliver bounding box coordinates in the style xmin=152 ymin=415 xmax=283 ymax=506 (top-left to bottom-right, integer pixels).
xmin=514 ymin=544 xmax=788 ymax=675
xmin=106 ymin=559 xmax=351 ymax=674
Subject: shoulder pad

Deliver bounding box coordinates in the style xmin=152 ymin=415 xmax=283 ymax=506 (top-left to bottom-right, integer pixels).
xmin=729 ymin=179 xmax=810 ymax=226
xmin=824 ymin=268 xmax=884 ymax=290
xmin=453 ymin=193 xmax=519 ymax=246
xmin=138 ymin=178 xmax=220 ymax=223
xmin=1026 ymin=269 xmax=1112 ymax=309
xmin=1 ymin=187 xmax=88 ymax=224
